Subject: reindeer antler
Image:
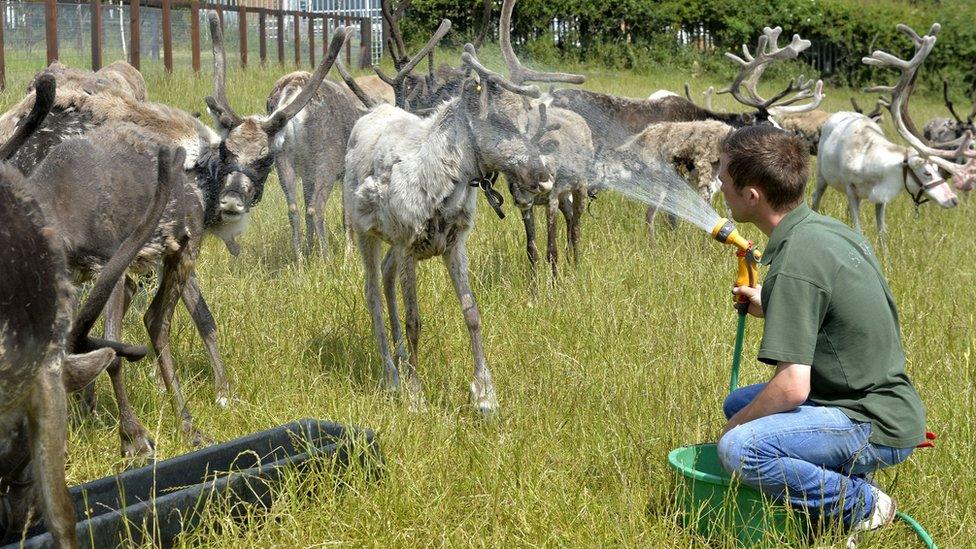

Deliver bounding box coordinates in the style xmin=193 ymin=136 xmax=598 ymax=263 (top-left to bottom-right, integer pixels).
xmin=530 ymin=103 xmax=561 ymax=145
xmin=374 ymin=19 xmax=452 ymax=109
xmin=380 ymin=0 xmax=412 ymax=71
xmin=721 ymin=26 xmax=824 ymax=115
xmin=263 ymin=27 xmax=352 ymax=135
xmin=500 ymin=0 xmax=584 ymax=86
xmin=472 ymin=0 xmax=493 ymax=50
xmin=461 ymin=43 xmax=541 ymax=98
xmin=942 ymin=79 xmax=965 ymax=124
xmin=206 ymin=12 xmax=243 ymax=129
xmin=864 ymin=23 xmax=976 ymax=173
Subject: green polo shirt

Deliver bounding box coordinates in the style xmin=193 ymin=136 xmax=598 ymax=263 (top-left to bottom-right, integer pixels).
xmin=757 ymin=204 xmax=925 ymax=448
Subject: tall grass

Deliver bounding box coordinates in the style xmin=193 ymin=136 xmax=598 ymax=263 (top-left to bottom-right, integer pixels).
xmin=3 ymin=50 xmax=974 ymax=547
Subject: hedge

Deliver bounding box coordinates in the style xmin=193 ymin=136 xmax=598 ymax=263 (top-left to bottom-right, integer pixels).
xmin=398 ymin=0 xmax=976 ymax=93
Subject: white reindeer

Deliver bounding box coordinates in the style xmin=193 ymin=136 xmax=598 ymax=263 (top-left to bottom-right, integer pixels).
xmin=814 ymin=23 xmax=973 ymax=234
xmin=343 ymin=31 xmax=555 ymax=414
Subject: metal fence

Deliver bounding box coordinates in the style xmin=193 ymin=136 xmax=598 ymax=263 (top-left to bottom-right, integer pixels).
xmin=0 ymin=0 xmax=384 ymax=90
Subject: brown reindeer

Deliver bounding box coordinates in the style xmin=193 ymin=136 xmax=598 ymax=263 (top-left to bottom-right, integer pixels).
xmin=0 ymin=74 xmax=180 ymax=547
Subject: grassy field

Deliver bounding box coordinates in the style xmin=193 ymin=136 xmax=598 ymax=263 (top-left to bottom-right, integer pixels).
xmin=3 ymin=47 xmax=975 ymax=547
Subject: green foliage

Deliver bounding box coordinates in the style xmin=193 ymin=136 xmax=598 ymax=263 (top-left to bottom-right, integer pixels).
xmin=400 ymin=0 xmax=976 ymax=94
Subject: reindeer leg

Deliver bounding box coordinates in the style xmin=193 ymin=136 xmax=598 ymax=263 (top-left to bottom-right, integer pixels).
xmin=302 ymin=167 xmax=323 ymax=258
xmin=443 ymin=243 xmax=498 ymax=416
xmin=276 ymin=157 xmax=303 ymax=261
xmin=645 ymin=205 xmax=659 ymax=244
xmin=106 ymin=276 xmax=156 ymax=460
xmin=558 ymin=193 xmax=575 ymax=261
xmin=875 ymin=202 xmax=887 ymax=236
xmin=547 ymin=196 xmax=559 ymax=281
xmin=570 ymin=187 xmax=585 ymax=263
xmin=382 ymin=248 xmax=409 ymax=370
xmin=144 ymin=248 xmax=208 ymax=447
xmin=27 ymin=357 xmax=76 ymax=548
xmin=845 ymin=183 xmax=863 ymax=234
xmin=811 ymin=169 xmax=828 ymax=212
xmin=310 ymin=163 xmax=339 ymax=260
xmin=359 ymin=233 xmax=400 ymax=392
xmin=181 ymin=272 xmax=230 ymax=407
xmin=520 ymin=205 xmax=538 ymax=267
xmin=399 ymin=254 xmax=425 ymax=408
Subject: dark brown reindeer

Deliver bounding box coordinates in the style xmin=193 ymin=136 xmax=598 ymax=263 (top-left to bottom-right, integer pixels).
xmin=0 ymin=74 xmax=180 ymax=547
xmin=552 ymin=26 xmax=823 ymax=151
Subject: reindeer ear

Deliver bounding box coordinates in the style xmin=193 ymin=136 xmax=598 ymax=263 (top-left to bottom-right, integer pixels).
xmin=62 ymin=348 xmax=115 ymax=393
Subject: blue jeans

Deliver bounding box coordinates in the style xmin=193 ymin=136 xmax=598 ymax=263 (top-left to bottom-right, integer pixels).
xmin=718 ymin=383 xmax=914 ymax=526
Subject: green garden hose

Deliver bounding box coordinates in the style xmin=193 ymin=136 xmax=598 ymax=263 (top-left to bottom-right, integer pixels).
xmin=895 ymin=511 xmax=937 ymax=549
xmin=730 ymin=309 xmax=747 ymax=393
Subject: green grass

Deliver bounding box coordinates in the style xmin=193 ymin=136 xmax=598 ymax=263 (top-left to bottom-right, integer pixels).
xmin=3 ymin=51 xmax=974 ymax=547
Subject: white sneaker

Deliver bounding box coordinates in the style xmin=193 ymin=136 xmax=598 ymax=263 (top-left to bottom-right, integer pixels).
xmin=845 ymin=486 xmax=896 ymax=548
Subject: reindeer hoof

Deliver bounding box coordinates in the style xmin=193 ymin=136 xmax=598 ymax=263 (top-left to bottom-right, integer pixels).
xmin=122 ymin=433 xmax=156 ymax=463
xmin=381 ymin=363 xmax=401 ymax=394
xmin=470 ymin=381 xmax=499 ymax=418
xmin=185 ymin=427 xmax=213 ymax=448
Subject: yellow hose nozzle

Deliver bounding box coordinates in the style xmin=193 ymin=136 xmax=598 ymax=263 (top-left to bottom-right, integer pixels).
xmin=711 ymin=218 xmax=762 ymax=305
xmin=711 ymin=218 xmax=754 ymax=254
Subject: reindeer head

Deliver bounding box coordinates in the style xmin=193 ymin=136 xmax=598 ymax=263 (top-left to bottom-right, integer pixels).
xmin=721 ymin=26 xmax=825 ymax=127
xmin=459 ymin=45 xmax=557 ymax=192
xmin=864 ymin=22 xmax=971 ymax=203
xmin=205 ymin=14 xmax=350 ymax=244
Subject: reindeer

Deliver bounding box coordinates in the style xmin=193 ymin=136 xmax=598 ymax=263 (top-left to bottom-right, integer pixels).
xmin=26 ymin=60 xmax=146 ymax=101
xmin=815 ymin=23 xmax=969 ymax=235
xmin=494 ymin=0 xmax=592 ymax=280
xmin=552 ymin=28 xmax=822 ymax=153
xmin=0 ymin=74 xmax=179 ymax=547
xmin=343 ymin=32 xmax=555 ymax=414
xmin=924 ymin=79 xmax=976 ymax=145
xmin=265 ymin=47 xmax=365 ymax=259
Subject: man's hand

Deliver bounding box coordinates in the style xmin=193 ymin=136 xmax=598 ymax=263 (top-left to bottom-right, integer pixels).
xmin=732 ymin=284 xmax=763 ymax=317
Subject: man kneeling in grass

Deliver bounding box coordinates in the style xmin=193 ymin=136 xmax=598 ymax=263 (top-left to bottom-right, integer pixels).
xmin=715 ymin=126 xmax=925 ymax=536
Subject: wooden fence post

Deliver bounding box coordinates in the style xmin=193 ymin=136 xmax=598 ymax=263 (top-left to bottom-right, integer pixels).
xmin=293 ymin=11 xmax=300 ymax=66
xmin=277 ymin=10 xmax=284 ymax=65
xmin=259 ymin=10 xmax=267 ymax=65
xmin=90 ymin=0 xmax=103 ymax=70
xmin=359 ymin=17 xmax=370 ymax=68
xmin=162 ymin=0 xmax=172 ymax=72
xmin=130 ymin=0 xmax=140 ymax=70
xmin=45 ymin=0 xmax=58 ymax=65
xmin=216 ymin=2 xmax=223 ymax=29
xmin=307 ymin=11 xmax=314 ymax=67
xmin=190 ymin=0 xmax=200 ymax=73
xmin=238 ymin=3 xmax=247 ymax=67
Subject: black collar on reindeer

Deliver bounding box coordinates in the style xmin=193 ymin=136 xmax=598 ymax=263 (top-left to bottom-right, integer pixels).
xmin=902 ymin=151 xmax=944 ymax=212
xmin=463 ymin=115 xmax=506 ymax=220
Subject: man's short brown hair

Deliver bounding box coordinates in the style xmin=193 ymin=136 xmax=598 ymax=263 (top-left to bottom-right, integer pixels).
xmin=721 ymin=126 xmax=808 ymax=211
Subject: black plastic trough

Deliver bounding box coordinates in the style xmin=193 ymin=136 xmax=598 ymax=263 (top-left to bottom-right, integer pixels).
xmin=3 ymin=418 xmax=381 ymax=548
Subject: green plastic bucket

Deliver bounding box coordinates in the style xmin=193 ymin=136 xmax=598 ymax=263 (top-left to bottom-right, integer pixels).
xmin=668 ymin=443 xmax=811 ymax=546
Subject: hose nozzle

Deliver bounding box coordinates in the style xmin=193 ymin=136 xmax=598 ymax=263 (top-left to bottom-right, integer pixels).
xmin=711 ymin=218 xmax=752 ymax=253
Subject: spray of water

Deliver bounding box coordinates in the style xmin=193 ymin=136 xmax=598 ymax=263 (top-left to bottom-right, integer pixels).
xmin=591 ymin=151 xmax=724 ymax=232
